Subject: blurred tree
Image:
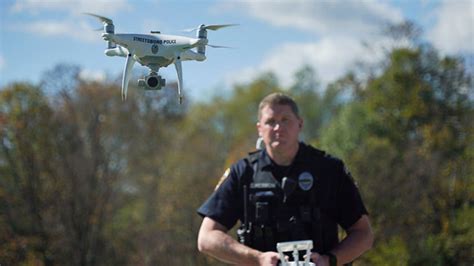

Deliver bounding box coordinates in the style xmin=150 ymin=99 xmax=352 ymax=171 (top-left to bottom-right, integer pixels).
xmin=321 ymin=43 xmax=473 ymax=265
xmin=40 ymin=63 xmax=81 ymax=95
xmin=290 ymin=65 xmax=323 ymax=143
xmin=111 ymin=82 xmax=188 ymax=265
xmin=154 ymin=103 xmax=227 ymax=265
xmin=290 ymin=65 xmax=357 ymax=145
xmin=48 ymin=80 xmax=127 ymax=265
xmin=0 ymin=83 xmax=56 ymax=265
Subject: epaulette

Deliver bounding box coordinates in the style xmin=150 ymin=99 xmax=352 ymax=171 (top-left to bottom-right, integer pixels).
xmin=304 ymin=143 xmax=327 ymax=157
xmin=298 ymin=143 xmax=327 ymax=163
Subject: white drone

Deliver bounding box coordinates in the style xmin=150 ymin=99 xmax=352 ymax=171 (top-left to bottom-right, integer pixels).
xmin=86 ymin=13 xmax=236 ymax=103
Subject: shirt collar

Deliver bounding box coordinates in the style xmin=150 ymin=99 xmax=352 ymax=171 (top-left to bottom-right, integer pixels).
xmin=259 ymin=142 xmax=307 ymax=169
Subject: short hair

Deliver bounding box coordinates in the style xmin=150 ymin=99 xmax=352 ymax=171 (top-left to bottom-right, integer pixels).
xmin=258 ymin=92 xmax=300 ymax=120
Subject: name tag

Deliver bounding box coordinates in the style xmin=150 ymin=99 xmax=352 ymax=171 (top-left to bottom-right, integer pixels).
xmin=251 ymin=183 xmax=277 ymax=189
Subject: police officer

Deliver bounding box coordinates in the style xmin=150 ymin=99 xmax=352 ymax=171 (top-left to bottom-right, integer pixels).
xmin=197 ymin=93 xmax=373 ymax=265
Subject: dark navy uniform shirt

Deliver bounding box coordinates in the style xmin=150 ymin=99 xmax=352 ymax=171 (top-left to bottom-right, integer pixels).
xmin=197 ymin=142 xmax=368 ymax=251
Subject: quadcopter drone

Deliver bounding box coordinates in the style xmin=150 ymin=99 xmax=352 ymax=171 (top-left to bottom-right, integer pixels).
xmin=86 ymin=13 xmax=236 ymax=103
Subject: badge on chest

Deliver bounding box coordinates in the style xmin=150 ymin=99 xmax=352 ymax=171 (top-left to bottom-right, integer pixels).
xmin=298 ymin=172 xmax=314 ymax=191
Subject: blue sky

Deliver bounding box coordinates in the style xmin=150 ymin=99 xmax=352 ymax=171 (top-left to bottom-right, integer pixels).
xmin=1 ymin=0 xmax=473 ymax=101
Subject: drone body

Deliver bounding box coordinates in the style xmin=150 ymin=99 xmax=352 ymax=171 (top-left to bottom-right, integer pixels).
xmin=86 ymin=13 xmax=235 ymax=103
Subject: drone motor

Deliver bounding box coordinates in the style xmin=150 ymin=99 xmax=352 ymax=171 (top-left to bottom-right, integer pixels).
xmin=104 ymin=23 xmax=115 ymax=49
xmin=197 ymin=25 xmax=208 ymax=55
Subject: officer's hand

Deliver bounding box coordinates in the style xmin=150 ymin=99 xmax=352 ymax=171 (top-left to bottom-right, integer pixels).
xmin=257 ymin=251 xmax=280 ymax=266
xmin=310 ymin=252 xmax=330 ymax=266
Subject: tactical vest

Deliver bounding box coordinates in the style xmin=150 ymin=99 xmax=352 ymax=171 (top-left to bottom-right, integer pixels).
xmin=239 ymin=150 xmax=324 ymax=253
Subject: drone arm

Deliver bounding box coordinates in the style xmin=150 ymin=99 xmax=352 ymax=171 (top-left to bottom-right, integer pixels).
xmin=180 ymin=49 xmax=206 ymax=62
xmin=122 ymin=52 xmax=136 ymax=100
xmin=105 ymin=46 xmax=128 ymax=57
xmin=174 ymin=55 xmax=184 ymax=104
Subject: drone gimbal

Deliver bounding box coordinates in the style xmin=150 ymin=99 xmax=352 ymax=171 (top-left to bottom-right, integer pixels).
xmin=138 ymin=72 xmax=166 ymax=90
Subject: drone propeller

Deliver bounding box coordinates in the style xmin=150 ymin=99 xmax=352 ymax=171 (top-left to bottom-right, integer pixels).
xmin=84 ymin=13 xmax=116 ymax=48
xmin=207 ymin=44 xmax=233 ymax=49
xmin=183 ymin=23 xmax=238 ymax=32
xmin=84 ymin=13 xmax=114 ymax=25
xmin=204 ymin=24 xmax=239 ymax=31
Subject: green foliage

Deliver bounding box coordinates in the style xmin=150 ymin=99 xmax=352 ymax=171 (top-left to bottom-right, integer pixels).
xmin=290 ymin=65 xmax=323 ymax=142
xmin=320 ymin=102 xmax=369 ymax=159
xmin=0 ymin=83 xmax=56 ymax=265
xmin=321 ymin=43 xmax=473 ymax=265
xmin=363 ymin=236 xmax=409 ymax=266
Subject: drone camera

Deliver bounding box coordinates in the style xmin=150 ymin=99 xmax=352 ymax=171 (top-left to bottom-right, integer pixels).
xmin=138 ymin=73 xmax=166 ymax=90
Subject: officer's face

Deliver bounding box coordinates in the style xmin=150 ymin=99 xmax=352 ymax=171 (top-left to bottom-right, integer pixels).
xmin=257 ymin=104 xmax=303 ymax=152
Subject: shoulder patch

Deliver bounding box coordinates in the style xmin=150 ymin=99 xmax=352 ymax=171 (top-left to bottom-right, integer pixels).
xmin=215 ymin=168 xmax=231 ymax=190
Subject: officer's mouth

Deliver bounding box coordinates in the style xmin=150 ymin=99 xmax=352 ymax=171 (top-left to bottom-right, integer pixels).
xmin=271 ymin=136 xmax=286 ymax=145
xmin=274 ymin=133 xmax=285 ymax=140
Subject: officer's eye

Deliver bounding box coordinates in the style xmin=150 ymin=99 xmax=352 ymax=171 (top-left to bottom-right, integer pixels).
xmin=263 ymin=118 xmax=292 ymax=128
xmin=265 ymin=120 xmax=276 ymax=127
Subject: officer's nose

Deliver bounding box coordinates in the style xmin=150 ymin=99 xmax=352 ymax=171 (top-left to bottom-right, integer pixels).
xmin=273 ymin=123 xmax=281 ymax=131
